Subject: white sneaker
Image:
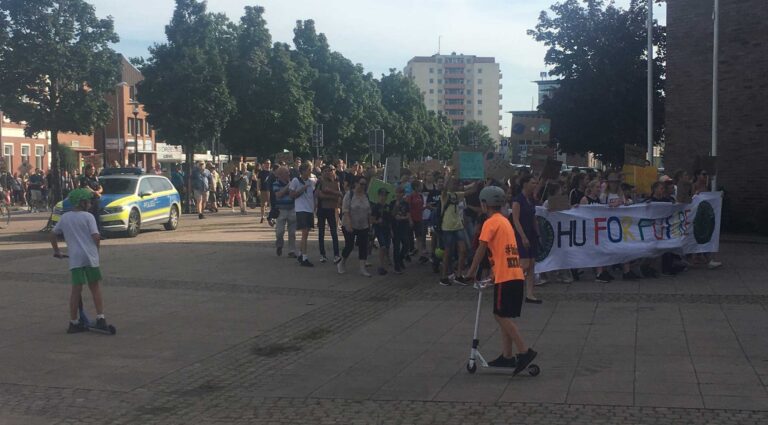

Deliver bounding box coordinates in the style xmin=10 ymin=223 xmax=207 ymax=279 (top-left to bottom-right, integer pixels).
xmin=707 ymin=260 xmax=723 ymax=269
xmin=319 ymin=256 xmax=328 ymax=263
xmin=337 ymin=259 xmax=346 ymax=274
xmin=535 ymin=273 xmax=548 ymax=286
xmin=333 ymin=256 xmax=342 ymax=264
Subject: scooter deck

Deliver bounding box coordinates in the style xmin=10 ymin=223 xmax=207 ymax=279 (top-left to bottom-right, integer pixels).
xmin=85 ymin=324 xmax=117 ymax=335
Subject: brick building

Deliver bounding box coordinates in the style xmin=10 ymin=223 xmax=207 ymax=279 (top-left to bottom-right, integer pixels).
xmin=664 ymin=0 xmax=768 ymax=232
xmin=94 ymin=55 xmax=157 ymax=170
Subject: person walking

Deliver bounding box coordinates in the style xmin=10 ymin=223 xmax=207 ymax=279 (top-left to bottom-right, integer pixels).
xmin=338 ymin=177 xmax=372 ymax=277
xmin=290 ymin=163 xmax=316 ymax=267
xmin=258 ymin=160 xmax=272 ymax=223
xmin=191 ymin=162 xmax=209 ymax=219
xmin=391 ymin=186 xmax=410 ymax=274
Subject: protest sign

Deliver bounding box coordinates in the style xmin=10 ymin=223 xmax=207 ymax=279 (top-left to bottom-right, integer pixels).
xmin=623 ymin=165 xmax=657 ymax=196
xmin=624 ymin=144 xmax=647 ymax=167
xmin=367 ymin=178 xmax=395 ymax=203
xmin=384 ymin=156 xmax=401 ymax=185
xmin=275 ymin=152 xmax=293 ymax=165
xmin=534 ymin=192 xmax=722 ymax=273
xmin=455 ymin=151 xmax=484 ymax=180
xmin=541 ymin=158 xmax=563 ymax=181
xmin=424 ymin=159 xmax=443 ymax=173
xmin=484 ymin=155 xmax=513 ymax=181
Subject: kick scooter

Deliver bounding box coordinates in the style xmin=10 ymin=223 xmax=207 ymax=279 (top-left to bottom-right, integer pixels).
xmin=54 ymin=252 xmax=117 ymax=335
xmin=466 ymin=278 xmax=540 ymax=376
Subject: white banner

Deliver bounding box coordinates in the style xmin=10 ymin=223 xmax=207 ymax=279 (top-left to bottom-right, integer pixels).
xmin=534 ymin=192 xmax=722 ymax=273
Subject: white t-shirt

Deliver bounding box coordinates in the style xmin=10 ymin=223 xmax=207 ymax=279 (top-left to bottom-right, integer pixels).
xmin=52 ymin=211 xmax=99 ymax=270
xmin=289 ymin=177 xmax=315 ymax=213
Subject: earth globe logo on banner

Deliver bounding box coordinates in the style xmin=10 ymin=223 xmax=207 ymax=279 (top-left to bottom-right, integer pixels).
xmin=512 ymin=123 xmax=526 ymax=135
xmin=693 ymin=201 xmax=716 ymax=244
xmin=535 ymin=216 xmax=555 ymax=263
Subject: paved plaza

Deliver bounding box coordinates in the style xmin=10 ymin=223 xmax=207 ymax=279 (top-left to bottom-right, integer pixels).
xmin=1 ymin=212 xmax=767 ymax=424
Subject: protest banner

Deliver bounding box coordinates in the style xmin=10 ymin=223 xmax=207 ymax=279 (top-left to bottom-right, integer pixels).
xmin=367 ymin=178 xmax=395 ymax=203
xmin=623 ymin=165 xmax=657 ymax=196
xmin=275 ymin=152 xmax=293 ymax=165
xmin=384 ymin=156 xmax=401 ymax=185
xmin=624 ymin=144 xmax=647 ymax=167
xmin=533 ymin=192 xmax=722 ymax=273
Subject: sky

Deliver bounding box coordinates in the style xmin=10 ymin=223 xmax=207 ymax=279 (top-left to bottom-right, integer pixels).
xmin=90 ymin=0 xmax=666 ymax=136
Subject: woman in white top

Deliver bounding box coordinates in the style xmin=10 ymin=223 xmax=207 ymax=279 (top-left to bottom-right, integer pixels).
xmin=338 ymin=177 xmax=372 ymax=277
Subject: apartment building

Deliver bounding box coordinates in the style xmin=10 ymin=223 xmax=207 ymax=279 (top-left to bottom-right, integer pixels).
xmin=404 ymin=53 xmax=502 ymax=142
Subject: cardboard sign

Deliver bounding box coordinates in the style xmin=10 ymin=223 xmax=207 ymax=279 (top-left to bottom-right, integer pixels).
xmin=624 ymin=144 xmax=648 ymax=167
xmin=623 ymin=165 xmax=657 ymax=196
xmin=540 ymin=158 xmax=563 ymax=181
xmin=546 ymin=194 xmax=571 ymax=212
xmin=275 ymin=152 xmax=293 ymax=165
xmin=455 ymin=151 xmax=485 ymax=180
xmin=384 ymin=156 xmax=401 ymax=185
xmin=485 ymin=156 xmax=513 ymax=182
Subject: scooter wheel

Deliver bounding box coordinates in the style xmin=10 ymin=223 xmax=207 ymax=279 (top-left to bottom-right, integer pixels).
xmin=528 ymin=364 xmax=540 ymax=376
xmin=466 ymin=362 xmax=477 ymax=374
xmin=109 ymin=325 xmax=117 ymax=335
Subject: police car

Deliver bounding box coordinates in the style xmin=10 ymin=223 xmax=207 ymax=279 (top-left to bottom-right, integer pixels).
xmin=52 ymin=168 xmax=181 ymax=237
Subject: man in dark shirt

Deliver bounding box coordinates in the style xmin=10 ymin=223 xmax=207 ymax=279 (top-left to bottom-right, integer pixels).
xmin=257 ymin=160 xmax=272 ymax=223
xmin=371 ymin=187 xmax=393 ymax=275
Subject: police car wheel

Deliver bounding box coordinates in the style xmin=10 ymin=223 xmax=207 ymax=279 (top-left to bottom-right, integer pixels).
xmin=164 ymin=205 xmax=179 ymax=231
xmin=125 ymin=209 xmax=140 ymax=238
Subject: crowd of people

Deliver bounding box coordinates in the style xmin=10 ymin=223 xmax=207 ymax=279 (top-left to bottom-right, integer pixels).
xmin=192 ymin=156 xmax=723 ymax=305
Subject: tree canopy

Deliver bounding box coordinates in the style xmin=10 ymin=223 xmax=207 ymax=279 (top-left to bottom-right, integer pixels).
xmin=528 ymin=0 xmax=665 ymax=165
xmin=0 ymin=0 xmax=120 ymax=201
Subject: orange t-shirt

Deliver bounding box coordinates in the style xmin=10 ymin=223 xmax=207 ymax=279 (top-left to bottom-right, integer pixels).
xmin=479 ymin=212 xmax=525 ymax=284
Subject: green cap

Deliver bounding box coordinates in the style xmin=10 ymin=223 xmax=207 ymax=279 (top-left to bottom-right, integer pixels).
xmin=67 ymin=188 xmax=93 ymax=205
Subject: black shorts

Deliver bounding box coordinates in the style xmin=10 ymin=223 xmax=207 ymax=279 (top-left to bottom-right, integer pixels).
xmin=493 ymin=280 xmax=524 ymax=318
xmin=296 ymin=212 xmax=314 ymax=230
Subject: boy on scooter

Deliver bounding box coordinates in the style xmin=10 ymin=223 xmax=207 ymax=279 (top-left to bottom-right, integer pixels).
xmin=466 ymin=185 xmax=537 ymax=374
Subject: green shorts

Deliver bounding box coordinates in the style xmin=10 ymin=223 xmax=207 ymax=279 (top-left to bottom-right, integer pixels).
xmin=70 ymin=266 xmax=102 ymax=286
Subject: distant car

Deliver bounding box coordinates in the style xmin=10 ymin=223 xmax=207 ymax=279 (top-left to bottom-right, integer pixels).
xmin=52 ymin=169 xmax=181 ymax=237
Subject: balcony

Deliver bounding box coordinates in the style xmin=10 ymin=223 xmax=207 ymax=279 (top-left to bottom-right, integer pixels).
xmin=443 ymin=83 xmax=465 ymax=90
xmin=444 ymin=72 xmax=465 ymax=79
xmin=444 ymin=94 xmax=465 ymax=100
xmin=444 ymin=104 xmax=465 ymax=110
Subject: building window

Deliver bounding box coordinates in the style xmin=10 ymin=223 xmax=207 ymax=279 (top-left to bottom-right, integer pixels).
xmin=429 ymin=89 xmax=434 ymax=94
xmin=437 ymin=69 xmax=443 ymax=74
xmin=478 ymin=68 xmax=483 ymax=74
xmin=2 ymin=144 xmax=12 ymax=172
xmin=466 ymin=89 xmax=472 ymax=95
xmin=145 ymin=123 xmax=151 ymax=136
xmin=129 ymin=85 xmax=136 ymax=100
xmin=429 ymin=68 xmax=434 ymax=73
xmin=477 ymin=100 xmax=483 ymax=105
xmin=478 ymin=110 xmax=483 ymax=116
xmin=137 ymin=119 xmax=144 ymax=137
xmin=438 ymin=100 xmax=443 ymax=104
xmin=478 ymin=79 xmax=483 ymax=84
xmin=478 ymin=89 xmax=483 ymax=95
xmin=429 ymin=78 xmax=434 ymax=84
xmin=437 ymin=58 xmax=443 ymax=63
xmin=127 ymin=118 xmax=134 ymax=136
xmin=466 ymin=100 xmax=471 ymax=105
xmin=438 ymin=89 xmax=443 ymax=94
xmin=35 ymin=146 xmax=44 ymax=170
xmin=437 ymin=79 xmax=442 ymax=84
xmin=21 ymin=145 xmax=30 ymax=166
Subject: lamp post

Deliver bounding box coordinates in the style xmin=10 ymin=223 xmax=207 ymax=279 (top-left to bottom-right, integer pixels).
xmin=131 ymin=103 xmax=139 ymax=168
xmin=115 ymin=82 xmax=128 ymax=166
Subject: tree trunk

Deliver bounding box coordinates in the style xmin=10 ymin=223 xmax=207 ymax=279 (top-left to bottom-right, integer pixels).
xmin=50 ymin=130 xmax=63 ymax=204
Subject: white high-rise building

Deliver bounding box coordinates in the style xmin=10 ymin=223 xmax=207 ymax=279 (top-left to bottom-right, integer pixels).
xmin=404 ymin=53 xmax=502 ymax=142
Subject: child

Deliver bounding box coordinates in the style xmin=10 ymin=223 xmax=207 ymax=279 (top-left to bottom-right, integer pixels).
xmin=50 ymin=188 xmax=109 ymax=334
xmin=466 ymin=185 xmax=537 ymax=374
xmin=371 ymin=188 xmax=393 ymax=275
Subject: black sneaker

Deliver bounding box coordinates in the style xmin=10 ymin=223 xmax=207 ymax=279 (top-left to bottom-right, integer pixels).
xmin=513 ymin=348 xmax=538 ymax=375
xmin=198 ymin=213 xmax=205 ymax=219
xmin=67 ymin=322 xmax=88 ymax=334
xmin=488 ymin=354 xmax=517 ymax=368
xmin=623 ymin=271 xmax=640 ymax=280
xmin=418 ymin=256 xmax=429 ymax=264
xmin=439 ymin=278 xmax=452 ymax=286
xmin=277 ymin=247 xmax=283 ymax=256
xmin=454 ymin=275 xmax=471 ymax=286
xmin=377 ymin=267 xmax=388 ymax=276
xmin=595 ymin=271 xmax=612 ymax=283
xmin=300 ymin=258 xmax=314 ymax=267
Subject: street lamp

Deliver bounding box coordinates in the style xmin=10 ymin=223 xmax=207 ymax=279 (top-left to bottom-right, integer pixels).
xmin=115 ymin=82 xmax=128 ymax=167
xmin=131 ymin=102 xmax=139 ymax=168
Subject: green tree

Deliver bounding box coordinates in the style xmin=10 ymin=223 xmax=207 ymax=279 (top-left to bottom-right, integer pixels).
xmin=0 ymin=0 xmax=120 ymax=202
xmin=457 ymin=121 xmax=495 ymax=152
xmin=528 ymin=0 xmax=665 ymax=165
xmin=378 ymin=70 xmax=428 ymax=159
xmin=221 ymin=7 xmax=313 ymax=157
xmin=137 ymin=0 xmax=235 ymax=204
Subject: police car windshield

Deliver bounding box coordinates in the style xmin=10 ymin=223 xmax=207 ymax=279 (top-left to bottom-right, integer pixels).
xmin=101 ymin=178 xmax=137 ymax=195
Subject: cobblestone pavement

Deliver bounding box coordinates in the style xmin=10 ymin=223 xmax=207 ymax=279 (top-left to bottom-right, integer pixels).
xmin=1 ymin=213 xmax=767 ymax=424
